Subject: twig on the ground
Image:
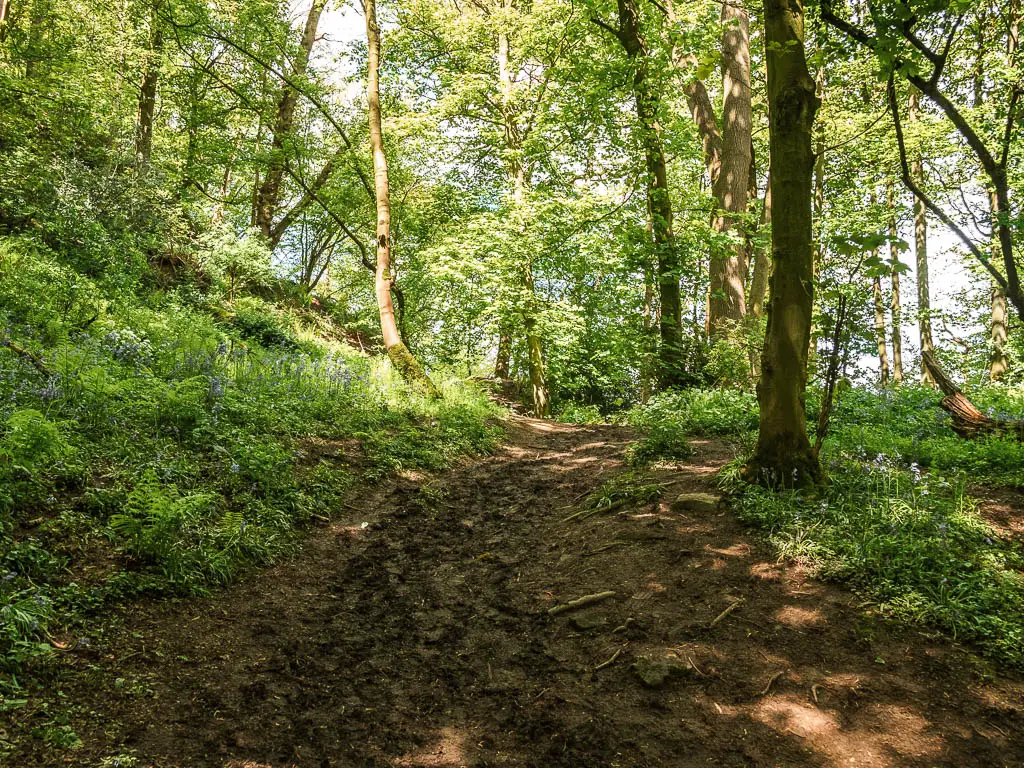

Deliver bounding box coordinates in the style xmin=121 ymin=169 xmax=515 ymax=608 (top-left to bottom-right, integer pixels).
xmin=583 ymin=540 xmax=628 ymax=557
xmin=811 ymin=683 xmax=823 ymax=705
xmin=687 ymin=655 xmax=706 ymax=677
xmin=709 ymin=597 xmax=744 ymax=628
xmin=562 ymin=499 xmax=628 ymax=523
xmin=612 ymin=617 xmax=635 ymax=633
xmin=760 ymin=670 xmax=785 ymax=696
xmin=548 ymin=590 xmax=616 ymax=616
xmin=310 ymin=513 xmax=330 ymax=524
xmin=594 ymin=648 xmax=623 ymax=671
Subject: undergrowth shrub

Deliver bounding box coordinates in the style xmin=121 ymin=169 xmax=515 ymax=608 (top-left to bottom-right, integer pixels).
xmin=723 ymin=457 xmax=1024 ymax=667
xmin=0 ymin=237 xmax=504 ymax=669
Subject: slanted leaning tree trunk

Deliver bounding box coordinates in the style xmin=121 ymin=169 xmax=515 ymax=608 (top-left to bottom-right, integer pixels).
xmin=708 ymin=0 xmax=752 ymax=337
xmin=746 ymin=0 xmax=822 ymax=487
xmin=598 ymin=0 xmax=684 ymax=387
xmin=254 ymin=0 xmax=328 ymax=242
xmin=364 ymin=0 xmax=439 ymax=397
xmin=908 ymin=88 xmax=935 ymax=385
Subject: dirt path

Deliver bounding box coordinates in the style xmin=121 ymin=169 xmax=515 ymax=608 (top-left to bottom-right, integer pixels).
xmin=16 ymin=418 xmax=1024 ymax=767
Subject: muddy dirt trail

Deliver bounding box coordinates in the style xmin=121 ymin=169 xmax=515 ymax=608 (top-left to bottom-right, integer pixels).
xmin=19 ymin=418 xmax=1024 ymax=767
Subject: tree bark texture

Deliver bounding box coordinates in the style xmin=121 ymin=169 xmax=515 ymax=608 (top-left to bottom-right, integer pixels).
xmin=497 ymin=14 xmax=550 ymax=415
xmin=747 ymin=0 xmax=822 ymax=487
xmin=364 ymin=0 xmax=439 ymax=397
xmin=254 ymin=0 xmax=328 ymax=242
xmin=136 ymin=4 xmax=163 ymax=170
xmin=873 ymin=274 xmax=891 ymax=386
xmin=612 ymin=0 xmax=684 ymax=387
xmin=923 ymin=351 xmax=1024 ymax=440
xmin=707 ymin=1 xmax=752 ymax=336
xmin=907 ymin=89 xmax=935 ymax=386
xmin=748 ymin=175 xmax=771 ymax=318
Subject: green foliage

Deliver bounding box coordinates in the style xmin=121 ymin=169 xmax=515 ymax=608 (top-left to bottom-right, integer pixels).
xmin=628 ymin=389 xmax=760 ymax=437
xmin=824 ymin=385 xmax=1024 ymax=486
xmin=0 ymin=236 xmax=503 ymax=669
xmin=1 ymin=410 xmax=67 ymax=472
xmin=585 ymin=471 xmax=662 ymax=512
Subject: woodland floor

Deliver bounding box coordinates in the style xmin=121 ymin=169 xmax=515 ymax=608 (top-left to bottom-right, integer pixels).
xmin=11 ymin=417 xmax=1024 ymax=768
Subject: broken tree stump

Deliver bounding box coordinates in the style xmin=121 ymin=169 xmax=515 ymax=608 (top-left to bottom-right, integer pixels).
xmin=922 ymin=350 xmax=1024 ymax=441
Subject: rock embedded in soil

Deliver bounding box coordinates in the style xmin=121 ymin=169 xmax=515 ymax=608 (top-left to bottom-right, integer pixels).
xmin=569 ymin=612 xmax=606 ymax=631
xmin=671 ymin=492 xmax=721 ymax=515
xmin=631 ymin=656 xmax=692 ymax=688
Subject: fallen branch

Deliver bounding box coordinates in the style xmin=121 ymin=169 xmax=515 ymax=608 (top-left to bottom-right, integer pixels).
xmin=2 ymin=339 xmax=53 ymax=377
xmin=563 ymin=498 xmax=629 ymax=523
xmin=594 ymin=648 xmax=623 ymax=671
xmin=922 ymin=350 xmax=1024 ymax=440
xmin=548 ymin=590 xmax=616 ymax=616
xmin=709 ymin=597 xmax=744 ymax=628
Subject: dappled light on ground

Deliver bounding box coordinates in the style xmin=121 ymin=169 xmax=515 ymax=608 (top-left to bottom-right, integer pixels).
xmin=23 ymin=417 xmax=1024 ymax=767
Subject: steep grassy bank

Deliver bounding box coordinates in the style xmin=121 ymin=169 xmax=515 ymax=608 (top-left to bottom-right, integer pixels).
xmin=0 ymin=237 xmax=501 ymax=675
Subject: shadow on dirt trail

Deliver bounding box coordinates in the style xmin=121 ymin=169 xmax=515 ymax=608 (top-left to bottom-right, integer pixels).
xmin=15 ymin=416 xmax=1024 ymax=767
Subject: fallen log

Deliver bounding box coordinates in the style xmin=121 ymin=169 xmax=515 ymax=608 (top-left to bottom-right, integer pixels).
xmin=922 ymin=350 xmax=1024 ymax=441
xmin=2 ymin=339 xmax=53 ymax=377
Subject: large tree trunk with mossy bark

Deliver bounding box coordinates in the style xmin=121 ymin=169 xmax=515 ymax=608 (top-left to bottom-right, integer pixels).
xmin=364 ymin=0 xmax=439 ymax=398
xmin=745 ymin=0 xmax=821 ymax=488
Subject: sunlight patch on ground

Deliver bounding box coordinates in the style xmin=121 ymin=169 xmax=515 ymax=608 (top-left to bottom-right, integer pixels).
xmin=707 ymin=543 xmax=750 ymax=557
xmin=774 ymin=605 xmax=826 ymax=628
xmin=749 ymin=562 xmax=784 ymax=580
xmin=394 ymin=726 xmax=469 ymax=767
xmin=751 ymin=694 xmax=943 ymax=767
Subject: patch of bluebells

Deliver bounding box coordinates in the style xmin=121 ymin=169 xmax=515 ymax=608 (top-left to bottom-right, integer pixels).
xmin=102 ymin=329 xmax=153 ymax=367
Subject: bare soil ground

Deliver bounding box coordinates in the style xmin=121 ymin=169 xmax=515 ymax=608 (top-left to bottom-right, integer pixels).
xmin=10 ymin=417 xmax=1024 ymax=767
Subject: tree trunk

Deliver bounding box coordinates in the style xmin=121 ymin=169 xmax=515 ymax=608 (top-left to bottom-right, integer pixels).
xmin=746 ymin=0 xmax=822 ymax=487
xmin=707 ymin=0 xmax=751 ymax=337
xmin=907 ymin=88 xmax=935 ymax=385
xmin=890 ymin=260 xmax=904 ymax=385
xmin=364 ymin=0 xmax=439 ymax=397
xmin=254 ymin=0 xmax=328 ymax=242
xmin=494 ymin=323 xmax=512 ymax=380
xmin=497 ymin=15 xmax=550 ymax=416
xmin=808 ymin=69 xmax=825 ymax=366
xmin=923 ymin=351 xmax=1024 ymax=440
xmin=884 ymin=183 xmax=901 ymax=385
xmin=984 ymin=9 xmax=1016 ymax=381
xmin=608 ymin=0 xmax=684 ymax=388
xmin=873 ymin=274 xmax=891 ymax=385
xmin=748 ymin=175 xmax=771 ymax=318
xmin=136 ymin=4 xmax=163 ymax=171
